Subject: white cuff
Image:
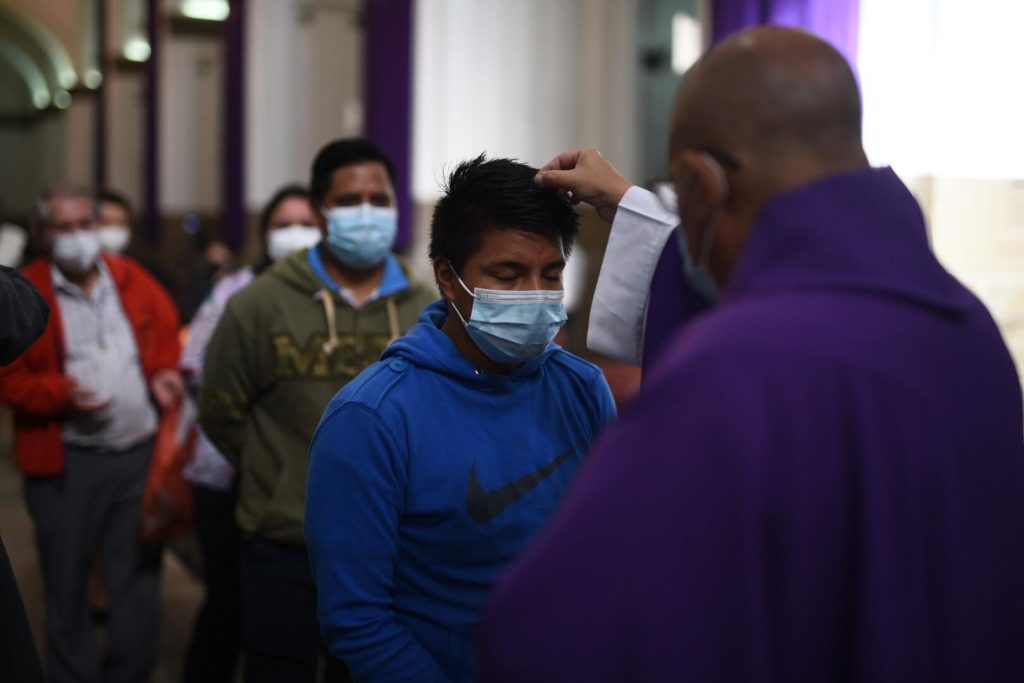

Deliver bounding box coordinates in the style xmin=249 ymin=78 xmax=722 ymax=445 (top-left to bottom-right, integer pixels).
xmin=586 ymin=186 xmax=680 ymax=366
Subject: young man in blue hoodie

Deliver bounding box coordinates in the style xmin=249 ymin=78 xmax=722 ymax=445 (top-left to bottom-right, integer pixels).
xmin=305 ymin=156 xmax=617 ymax=682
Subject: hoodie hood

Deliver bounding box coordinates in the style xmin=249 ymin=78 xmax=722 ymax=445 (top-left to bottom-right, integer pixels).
xmin=382 ymin=300 xmax=559 ymax=385
xmin=270 ymin=245 xmax=427 ymax=303
xmin=268 ymin=246 xmax=433 ymax=349
xmin=269 ymin=246 xmax=330 ymax=295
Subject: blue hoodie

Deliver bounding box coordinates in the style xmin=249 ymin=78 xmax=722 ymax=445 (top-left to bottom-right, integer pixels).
xmin=305 ymin=300 xmax=616 ymax=682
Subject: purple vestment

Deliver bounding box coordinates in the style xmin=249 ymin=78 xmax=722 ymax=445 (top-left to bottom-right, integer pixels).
xmin=479 ymin=168 xmax=1024 ymax=682
xmin=642 ymin=231 xmax=710 ymax=372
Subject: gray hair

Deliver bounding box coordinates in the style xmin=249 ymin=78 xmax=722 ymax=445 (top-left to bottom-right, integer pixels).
xmin=35 ymin=183 xmax=99 ymax=229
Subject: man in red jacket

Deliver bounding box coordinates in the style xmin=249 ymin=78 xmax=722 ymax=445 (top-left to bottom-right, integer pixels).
xmin=0 ymin=185 xmax=182 ymax=683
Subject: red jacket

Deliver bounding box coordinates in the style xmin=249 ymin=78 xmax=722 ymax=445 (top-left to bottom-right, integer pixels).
xmin=0 ymin=254 xmax=180 ymax=476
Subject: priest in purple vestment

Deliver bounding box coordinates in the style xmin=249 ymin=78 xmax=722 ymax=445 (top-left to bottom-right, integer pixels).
xmin=479 ymin=27 xmax=1024 ymax=683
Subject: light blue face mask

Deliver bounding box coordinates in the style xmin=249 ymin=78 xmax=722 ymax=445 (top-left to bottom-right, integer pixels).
xmin=449 ymin=268 xmax=567 ymax=365
xmin=323 ymin=203 xmax=397 ymax=269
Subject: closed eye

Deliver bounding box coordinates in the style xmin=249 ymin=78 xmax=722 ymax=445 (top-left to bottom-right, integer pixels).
xmin=543 ymin=266 xmax=565 ymax=283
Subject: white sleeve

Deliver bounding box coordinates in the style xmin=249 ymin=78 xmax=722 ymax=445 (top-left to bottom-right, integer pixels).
xmin=586 ymin=186 xmax=680 ymax=366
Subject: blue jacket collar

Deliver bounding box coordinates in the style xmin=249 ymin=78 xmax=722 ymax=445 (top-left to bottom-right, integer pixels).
xmin=307 ymin=247 xmax=409 ymax=302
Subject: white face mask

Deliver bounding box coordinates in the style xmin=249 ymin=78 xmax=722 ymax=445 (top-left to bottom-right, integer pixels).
xmin=52 ymin=230 xmax=102 ymax=275
xmin=97 ymin=225 xmax=130 ymax=253
xmin=266 ymin=224 xmax=322 ymax=262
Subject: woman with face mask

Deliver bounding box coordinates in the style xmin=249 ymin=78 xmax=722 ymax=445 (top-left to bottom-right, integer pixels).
xmin=179 ymin=185 xmax=319 ymax=683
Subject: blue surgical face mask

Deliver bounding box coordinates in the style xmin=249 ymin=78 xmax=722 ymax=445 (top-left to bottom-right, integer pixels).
xmin=449 ymin=267 xmax=567 ymax=365
xmin=323 ymin=203 xmax=397 ymax=269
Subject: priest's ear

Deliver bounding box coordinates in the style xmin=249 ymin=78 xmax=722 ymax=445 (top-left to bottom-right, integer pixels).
xmin=670 ymin=149 xmax=729 ymax=229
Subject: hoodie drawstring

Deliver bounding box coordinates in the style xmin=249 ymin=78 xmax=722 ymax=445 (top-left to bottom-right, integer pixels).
xmin=317 ymin=288 xmax=339 ymax=356
xmin=386 ymin=297 xmax=400 ymax=345
xmin=319 ymin=288 xmax=400 ymax=356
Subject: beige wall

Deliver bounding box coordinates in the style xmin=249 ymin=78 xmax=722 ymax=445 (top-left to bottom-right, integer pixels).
xmin=246 ymin=0 xmax=363 ymax=211
xmin=161 ymin=33 xmax=223 ymax=213
xmin=412 ymin=0 xmax=640 ymax=202
xmin=919 ymin=177 xmax=1024 ymax=385
xmin=105 ymin=67 xmax=146 ymax=208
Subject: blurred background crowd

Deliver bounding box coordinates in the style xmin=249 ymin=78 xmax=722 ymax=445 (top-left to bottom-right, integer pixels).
xmin=0 ymin=0 xmax=1022 ymax=681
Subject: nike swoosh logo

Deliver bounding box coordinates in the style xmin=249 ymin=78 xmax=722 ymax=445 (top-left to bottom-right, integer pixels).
xmin=466 ymin=449 xmax=576 ymax=524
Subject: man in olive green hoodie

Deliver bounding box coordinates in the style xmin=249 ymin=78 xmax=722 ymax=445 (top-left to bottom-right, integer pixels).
xmin=199 ymin=138 xmax=435 ymax=683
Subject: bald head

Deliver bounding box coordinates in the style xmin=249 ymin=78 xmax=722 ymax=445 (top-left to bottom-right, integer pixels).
xmin=672 ymin=27 xmax=866 ymax=179
xmin=666 ymin=28 xmax=870 ymax=289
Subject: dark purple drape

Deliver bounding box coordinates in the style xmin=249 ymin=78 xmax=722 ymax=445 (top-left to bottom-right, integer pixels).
xmin=223 ymin=0 xmax=246 ymax=249
xmin=711 ymin=0 xmax=861 ymax=65
xmin=364 ymin=0 xmax=413 ymax=252
xmin=94 ymin=0 xmax=108 ymax=189
xmin=143 ymin=0 xmax=160 ymax=243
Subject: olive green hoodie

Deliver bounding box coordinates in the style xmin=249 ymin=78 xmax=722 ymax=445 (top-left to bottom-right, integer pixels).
xmin=198 ymin=247 xmax=436 ymax=544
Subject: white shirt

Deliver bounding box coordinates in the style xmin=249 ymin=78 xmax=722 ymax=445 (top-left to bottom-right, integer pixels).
xmin=53 ymin=261 xmax=158 ymax=450
xmin=586 ymin=186 xmax=680 ymax=366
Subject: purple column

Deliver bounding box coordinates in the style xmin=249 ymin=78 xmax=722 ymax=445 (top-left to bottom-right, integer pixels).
xmin=143 ymin=0 xmax=160 ymax=243
xmin=711 ymin=0 xmax=861 ymax=65
xmin=364 ymin=0 xmax=413 ymax=252
xmin=223 ymin=0 xmax=246 ymax=249
xmin=94 ymin=0 xmax=108 ymax=188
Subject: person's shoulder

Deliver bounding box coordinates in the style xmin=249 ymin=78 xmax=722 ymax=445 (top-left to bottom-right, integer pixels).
xmin=649 ymin=298 xmax=842 ymax=390
xmin=318 ymin=358 xmax=412 ymax=428
xmin=5 ymin=266 xmax=46 ymax=306
xmin=334 ymin=357 xmax=414 ymax=411
xmin=19 ymin=257 xmax=51 ymax=285
xmin=215 ymin=266 xmax=255 ymax=293
xmin=222 ymin=264 xmax=296 ymax=312
xmin=547 ymin=348 xmax=605 ymax=384
xmin=400 ymin=277 xmax=439 ymax=308
xmin=104 ymin=254 xmax=177 ymax=308
xmin=207 ymin=266 xmax=254 ymax=304
xmin=683 ymin=294 xmax=822 ymax=356
xmin=104 ymin=252 xmax=150 ymax=279
xmin=103 ymin=253 xmax=169 ymax=295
